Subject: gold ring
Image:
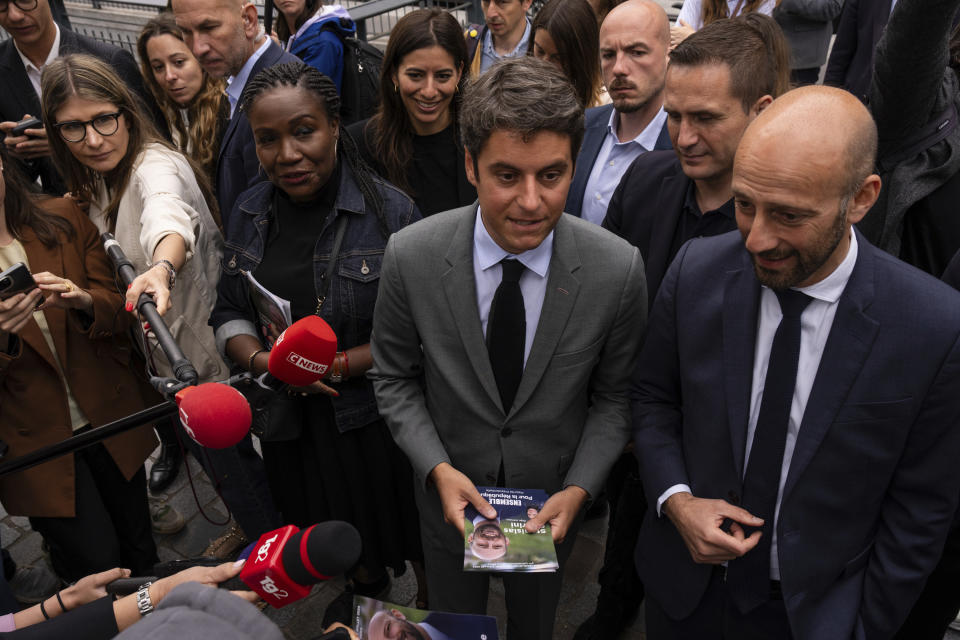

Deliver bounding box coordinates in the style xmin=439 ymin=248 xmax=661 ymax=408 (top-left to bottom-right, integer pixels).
xmin=65 ymin=283 xmax=73 ymax=292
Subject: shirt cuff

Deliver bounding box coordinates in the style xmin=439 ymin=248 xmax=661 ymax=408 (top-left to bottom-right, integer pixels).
xmin=657 ymin=484 xmax=691 ymax=517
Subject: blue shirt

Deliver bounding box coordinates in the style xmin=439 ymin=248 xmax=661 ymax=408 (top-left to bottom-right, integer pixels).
xmin=472 ymin=208 xmax=553 ymax=367
xmin=226 ymin=37 xmax=271 ymax=118
xmin=581 ymin=107 xmax=668 ymax=225
xmin=479 ymin=19 xmax=531 ymax=73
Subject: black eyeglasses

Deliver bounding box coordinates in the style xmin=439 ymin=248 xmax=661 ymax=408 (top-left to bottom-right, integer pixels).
xmin=0 ymin=0 xmax=38 ymax=12
xmin=54 ymin=112 xmax=122 ymax=143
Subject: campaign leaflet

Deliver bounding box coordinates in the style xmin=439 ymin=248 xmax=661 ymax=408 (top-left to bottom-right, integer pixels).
xmin=462 ymin=487 xmax=558 ymax=573
xmin=353 ymin=595 xmax=499 ymax=640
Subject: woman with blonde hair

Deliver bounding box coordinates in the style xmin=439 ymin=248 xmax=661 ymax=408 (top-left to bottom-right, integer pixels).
xmin=136 ymin=12 xmax=228 ymax=184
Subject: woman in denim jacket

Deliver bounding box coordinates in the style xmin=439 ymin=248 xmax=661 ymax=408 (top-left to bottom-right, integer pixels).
xmin=210 ymin=61 xmax=425 ymax=601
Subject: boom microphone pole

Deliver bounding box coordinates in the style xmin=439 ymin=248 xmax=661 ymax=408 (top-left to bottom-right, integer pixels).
xmin=0 ymin=402 xmax=178 ymax=477
xmin=102 ymin=233 xmax=198 ymax=387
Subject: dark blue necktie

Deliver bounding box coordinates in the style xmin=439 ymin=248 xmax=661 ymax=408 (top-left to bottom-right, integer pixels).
xmin=728 ymin=288 xmax=812 ymax=613
xmin=487 ymin=259 xmax=526 ymax=413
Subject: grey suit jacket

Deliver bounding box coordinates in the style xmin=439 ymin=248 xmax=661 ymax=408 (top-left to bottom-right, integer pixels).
xmin=369 ymin=204 xmax=647 ymax=501
xmin=774 ymin=0 xmax=844 ymax=69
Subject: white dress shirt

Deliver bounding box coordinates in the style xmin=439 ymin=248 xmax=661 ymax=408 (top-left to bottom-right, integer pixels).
xmin=658 ymin=230 xmax=859 ymax=580
xmin=580 ymin=107 xmax=667 ymax=225
xmin=676 ymin=0 xmax=777 ymax=29
xmin=226 ymin=37 xmax=271 ymax=118
xmin=15 ymin=23 xmax=60 ymax=98
xmin=473 ymin=208 xmax=553 ymax=367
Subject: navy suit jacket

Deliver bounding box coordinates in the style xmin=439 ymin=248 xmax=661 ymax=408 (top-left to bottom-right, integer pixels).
xmin=0 ymin=29 xmax=156 ymax=195
xmin=823 ymin=0 xmax=892 ymax=102
xmin=565 ymin=103 xmax=671 ymax=218
xmin=633 ymin=230 xmax=960 ymax=639
xmin=217 ymin=41 xmax=300 ymax=234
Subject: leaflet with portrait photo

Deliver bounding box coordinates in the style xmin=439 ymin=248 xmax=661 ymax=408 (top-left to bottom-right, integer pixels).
xmin=353 ymin=595 xmax=499 ymax=640
xmin=462 ymin=487 xmax=558 ymax=573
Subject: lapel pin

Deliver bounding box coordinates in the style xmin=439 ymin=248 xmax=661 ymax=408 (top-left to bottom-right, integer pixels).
xmin=557 ymin=287 xmax=569 ymax=295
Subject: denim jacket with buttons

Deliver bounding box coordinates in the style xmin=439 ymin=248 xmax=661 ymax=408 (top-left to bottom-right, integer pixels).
xmin=210 ymin=157 xmax=421 ymax=432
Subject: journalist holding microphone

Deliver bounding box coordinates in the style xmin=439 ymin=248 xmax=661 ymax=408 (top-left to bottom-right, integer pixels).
xmin=0 ymin=144 xmax=157 ymax=582
xmin=210 ymin=62 xmax=424 ymax=598
xmin=40 ymin=53 xmax=283 ymax=543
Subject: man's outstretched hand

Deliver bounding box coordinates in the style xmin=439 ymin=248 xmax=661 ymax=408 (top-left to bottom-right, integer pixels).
xmin=429 ymin=462 xmax=497 ymax=536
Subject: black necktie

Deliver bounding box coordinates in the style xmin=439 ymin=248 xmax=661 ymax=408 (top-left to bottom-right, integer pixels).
xmin=728 ymin=288 xmax=812 ymax=613
xmin=487 ymin=259 xmax=526 ymax=413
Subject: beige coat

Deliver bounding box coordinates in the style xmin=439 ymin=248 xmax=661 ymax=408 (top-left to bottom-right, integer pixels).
xmin=89 ymin=143 xmax=227 ymax=383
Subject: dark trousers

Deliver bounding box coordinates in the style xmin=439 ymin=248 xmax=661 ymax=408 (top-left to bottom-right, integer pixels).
xmin=420 ymin=502 xmax=583 ymax=640
xmin=895 ymin=517 xmax=960 ymax=639
xmin=645 ymin=568 xmax=793 ymax=640
xmin=594 ymin=452 xmax=646 ymax=618
xmin=29 ymin=443 xmax=157 ymax=583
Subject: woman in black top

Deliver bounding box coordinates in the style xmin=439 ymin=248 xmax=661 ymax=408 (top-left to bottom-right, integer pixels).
xmin=210 ymin=62 xmax=424 ymax=601
xmin=348 ymin=9 xmax=476 ymax=216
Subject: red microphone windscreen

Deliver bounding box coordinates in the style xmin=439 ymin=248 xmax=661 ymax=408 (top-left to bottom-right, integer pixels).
xmin=267 ymin=316 xmax=337 ymax=387
xmin=174 ymin=383 xmax=251 ymax=449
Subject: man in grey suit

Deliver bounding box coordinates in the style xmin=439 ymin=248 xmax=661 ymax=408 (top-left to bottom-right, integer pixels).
xmin=370 ymin=57 xmax=647 ymax=639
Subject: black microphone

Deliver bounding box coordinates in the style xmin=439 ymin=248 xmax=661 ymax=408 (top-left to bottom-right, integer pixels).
xmin=102 ymin=233 xmax=198 ymax=387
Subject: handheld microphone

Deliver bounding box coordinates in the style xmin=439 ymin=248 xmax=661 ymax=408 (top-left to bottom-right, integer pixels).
xmin=240 ymin=520 xmax=361 ymax=608
xmin=174 ymin=383 xmax=252 ymax=448
xmin=102 ymin=232 xmax=198 ymax=386
xmin=261 ymin=316 xmax=338 ymax=388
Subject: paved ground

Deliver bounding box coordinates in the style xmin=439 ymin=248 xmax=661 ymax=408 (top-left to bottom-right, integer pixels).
xmin=5 ymin=446 xmax=956 ymax=639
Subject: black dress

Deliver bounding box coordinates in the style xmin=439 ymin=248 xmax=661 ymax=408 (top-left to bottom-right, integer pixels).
xmin=347 ymin=119 xmax=477 ymax=216
xmin=252 ymin=180 xmax=422 ymax=576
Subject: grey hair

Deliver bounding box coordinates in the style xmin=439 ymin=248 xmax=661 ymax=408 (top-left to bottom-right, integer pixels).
xmin=460 ymin=56 xmax=584 ymax=165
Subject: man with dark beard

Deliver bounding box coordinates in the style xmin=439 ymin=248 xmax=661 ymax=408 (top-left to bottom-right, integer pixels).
xmin=565 ymin=0 xmax=671 ymax=223
xmin=573 ymin=17 xmax=789 ymax=639
xmin=633 ymin=85 xmax=960 ymax=639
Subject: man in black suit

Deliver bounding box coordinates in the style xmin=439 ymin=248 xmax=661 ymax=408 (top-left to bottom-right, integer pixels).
xmin=575 ymin=18 xmax=789 ymax=640
xmin=823 ymin=0 xmax=893 ymax=103
xmin=172 ymin=0 xmax=299 ymax=233
xmin=603 ymin=14 xmax=788 ymax=308
xmin=565 ymin=0 xmax=671 ymax=223
xmin=0 ymin=0 xmax=153 ymax=195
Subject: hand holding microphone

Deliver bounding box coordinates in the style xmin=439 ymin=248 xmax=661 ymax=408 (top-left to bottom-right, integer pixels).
xmin=240 ymin=520 xmax=361 ymax=608
xmin=255 ymin=316 xmax=339 ymax=396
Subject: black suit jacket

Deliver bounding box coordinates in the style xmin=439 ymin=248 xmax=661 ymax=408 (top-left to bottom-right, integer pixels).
xmin=565 ymin=103 xmax=671 ymax=218
xmin=0 ymin=29 xmax=155 ymax=195
xmin=823 ymin=0 xmax=892 ymax=102
xmin=216 ymin=41 xmax=300 ymax=234
xmin=602 ymin=150 xmax=737 ymax=308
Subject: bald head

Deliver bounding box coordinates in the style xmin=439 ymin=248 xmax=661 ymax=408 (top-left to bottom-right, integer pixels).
xmin=603 ymin=0 xmax=670 ymax=50
xmin=738 ymin=85 xmax=878 ymax=198
xmin=599 ymin=0 xmax=669 ymax=114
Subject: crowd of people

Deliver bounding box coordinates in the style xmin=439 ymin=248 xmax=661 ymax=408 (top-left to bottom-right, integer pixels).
xmin=0 ymin=0 xmax=956 ymax=637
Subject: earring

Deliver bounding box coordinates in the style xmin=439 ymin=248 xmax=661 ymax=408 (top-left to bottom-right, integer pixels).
xmin=394 ymin=84 xmax=399 ymax=93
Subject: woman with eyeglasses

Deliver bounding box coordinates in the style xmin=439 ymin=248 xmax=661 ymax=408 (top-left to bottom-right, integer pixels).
xmin=40 ymin=53 xmax=225 ymax=383
xmin=41 ymin=55 xmax=285 ymax=549
xmin=0 ymin=142 xmax=158 ymax=583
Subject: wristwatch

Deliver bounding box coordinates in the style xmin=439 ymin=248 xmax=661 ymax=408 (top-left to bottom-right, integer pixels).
xmin=136 ymin=582 xmax=154 ymax=617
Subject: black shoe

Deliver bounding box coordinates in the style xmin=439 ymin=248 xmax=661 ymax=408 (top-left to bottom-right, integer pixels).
xmin=149 ymin=443 xmax=182 ymax=493
xmin=9 ymin=565 xmax=62 ymax=605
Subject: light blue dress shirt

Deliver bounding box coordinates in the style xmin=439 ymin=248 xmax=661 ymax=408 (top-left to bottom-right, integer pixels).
xmin=226 ymin=37 xmax=272 ymax=118
xmin=479 ymin=20 xmax=532 ymax=73
xmin=473 ymin=208 xmax=553 ymax=367
xmin=580 ymin=108 xmax=668 ymax=225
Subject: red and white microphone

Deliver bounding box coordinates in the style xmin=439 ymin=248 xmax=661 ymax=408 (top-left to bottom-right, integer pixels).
xmin=174 ymin=383 xmax=252 ymax=449
xmin=259 ymin=315 xmax=338 ymax=388
xmin=240 ymin=520 xmax=361 ymax=607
